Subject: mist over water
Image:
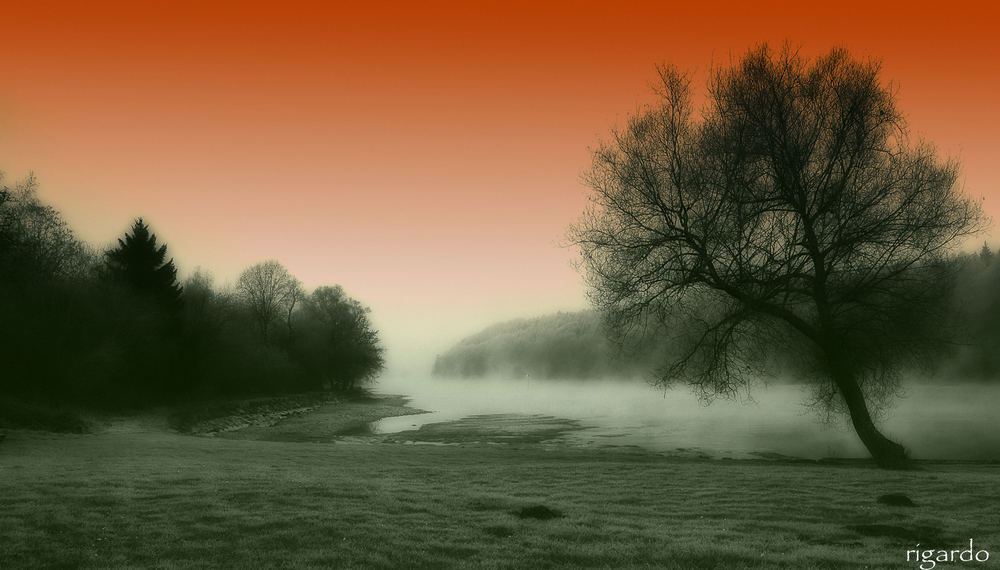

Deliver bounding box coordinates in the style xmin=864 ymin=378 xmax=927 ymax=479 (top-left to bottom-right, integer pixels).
xmin=372 ymin=375 xmax=1000 ymax=460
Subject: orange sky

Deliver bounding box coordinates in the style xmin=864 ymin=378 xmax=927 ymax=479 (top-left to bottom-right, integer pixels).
xmin=2 ymin=1 xmax=997 ymax=370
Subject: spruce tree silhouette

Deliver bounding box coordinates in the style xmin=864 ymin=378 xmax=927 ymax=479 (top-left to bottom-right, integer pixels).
xmin=105 ymin=218 xmax=182 ymax=307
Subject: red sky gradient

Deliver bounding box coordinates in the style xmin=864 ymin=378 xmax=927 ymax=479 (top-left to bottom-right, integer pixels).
xmin=2 ymin=1 xmax=997 ymax=369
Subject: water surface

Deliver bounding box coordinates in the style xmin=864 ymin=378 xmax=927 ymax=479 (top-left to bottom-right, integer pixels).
xmin=371 ymin=375 xmax=1000 ymax=460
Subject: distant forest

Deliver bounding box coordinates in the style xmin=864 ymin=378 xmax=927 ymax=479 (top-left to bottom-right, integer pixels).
xmin=1 ymin=172 xmax=384 ymax=415
xmin=435 ymin=253 xmax=1000 ymax=382
xmin=432 ymin=311 xmax=660 ymax=379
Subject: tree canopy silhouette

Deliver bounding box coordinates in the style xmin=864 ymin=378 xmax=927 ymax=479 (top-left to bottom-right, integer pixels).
xmin=236 ymin=260 xmax=304 ymax=342
xmin=1 ymin=172 xmax=91 ymax=281
xmin=296 ymin=285 xmax=384 ymax=391
xmin=105 ymin=218 xmax=182 ymax=307
xmin=570 ymin=45 xmax=987 ymax=468
xmin=1 ymin=171 xmax=388 ymax=413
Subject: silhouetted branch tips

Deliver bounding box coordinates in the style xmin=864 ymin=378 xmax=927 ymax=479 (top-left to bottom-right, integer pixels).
xmin=570 ymin=44 xmax=988 ymax=468
xmin=236 ymin=260 xmax=301 ymax=342
xmin=1 ymin=173 xmax=384 ymax=408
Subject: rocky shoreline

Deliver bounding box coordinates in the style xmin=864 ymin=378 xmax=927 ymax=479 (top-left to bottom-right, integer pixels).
xmin=177 ymin=392 xmax=426 ymax=442
xmin=169 ymin=391 xmax=423 ymax=436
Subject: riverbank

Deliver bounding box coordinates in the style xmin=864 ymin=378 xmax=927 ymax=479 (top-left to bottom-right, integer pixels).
xmin=214 ymin=393 xmax=425 ymax=442
xmin=1 ymin=391 xmax=419 ymax=438
xmin=1 ymin=396 xmax=998 ymax=569
xmin=168 ymin=391 xmax=423 ymax=437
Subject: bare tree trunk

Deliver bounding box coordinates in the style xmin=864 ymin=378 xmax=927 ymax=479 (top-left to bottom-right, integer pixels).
xmin=831 ymin=366 xmax=910 ymax=469
xmin=285 ymin=298 xmax=296 ymax=338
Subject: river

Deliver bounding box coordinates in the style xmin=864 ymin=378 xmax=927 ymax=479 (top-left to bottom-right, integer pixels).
xmin=370 ymin=375 xmax=1000 ymax=460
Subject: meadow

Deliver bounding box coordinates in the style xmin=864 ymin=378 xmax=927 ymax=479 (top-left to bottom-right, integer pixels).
xmin=1 ymin=399 xmax=998 ymax=569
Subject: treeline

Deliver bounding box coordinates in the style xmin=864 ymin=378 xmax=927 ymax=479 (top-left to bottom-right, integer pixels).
xmin=434 ymin=250 xmax=1000 ymax=382
xmin=0 ymin=172 xmax=383 ymax=409
xmin=432 ymin=311 xmax=659 ymax=379
xmin=946 ymin=246 xmax=1000 ymax=379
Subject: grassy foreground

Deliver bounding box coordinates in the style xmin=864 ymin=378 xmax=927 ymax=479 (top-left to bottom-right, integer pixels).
xmin=1 ymin=403 xmax=998 ymax=569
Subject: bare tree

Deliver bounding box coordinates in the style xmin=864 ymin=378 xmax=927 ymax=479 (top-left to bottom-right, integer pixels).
xmin=236 ymin=260 xmax=303 ymax=342
xmin=570 ymin=45 xmax=987 ymax=468
xmin=0 ymin=172 xmax=92 ymax=280
xmin=283 ymin=278 xmax=306 ymax=338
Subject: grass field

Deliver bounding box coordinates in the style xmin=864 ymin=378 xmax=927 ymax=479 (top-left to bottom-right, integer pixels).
xmin=1 ymin=399 xmax=998 ymax=569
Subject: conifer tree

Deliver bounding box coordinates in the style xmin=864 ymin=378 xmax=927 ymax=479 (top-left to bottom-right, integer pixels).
xmin=105 ymin=218 xmax=182 ymax=306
